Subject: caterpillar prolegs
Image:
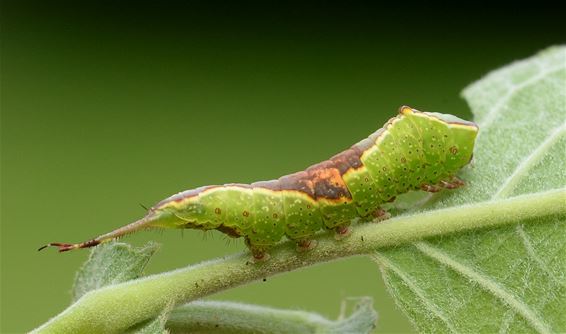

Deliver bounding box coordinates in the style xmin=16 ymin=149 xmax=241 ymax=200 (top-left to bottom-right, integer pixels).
xmin=40 ymin=106 xmax=478 ymax=261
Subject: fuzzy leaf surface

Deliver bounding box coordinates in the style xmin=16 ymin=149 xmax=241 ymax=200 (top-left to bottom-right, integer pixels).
xmin=72 ymin=241 xmax=159 ymax=302
xmin=374 ymin=46 xmax=566 ymax=333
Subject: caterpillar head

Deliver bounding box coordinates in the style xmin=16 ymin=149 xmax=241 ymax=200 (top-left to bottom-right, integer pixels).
xmin=423 ymin=110 xmax=479 ymax=169
xmin=400 ymin=106 xmax=478 ymax=170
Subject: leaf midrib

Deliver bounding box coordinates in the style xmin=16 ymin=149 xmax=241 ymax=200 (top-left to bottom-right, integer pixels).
xmin=494 ymin=123 xmax=566 ymax=199
xmin=414 ymin=242 xmax=552 ymax=334
xmin=375 ymin=122 xmax=565 ymax=333
xmin=378 ymin=52 xmax=565 ymax=334
xmin=473 ymin=66 xmax=564 ymax=131
xmin=33 ymin=188 xmax=565 ymax=334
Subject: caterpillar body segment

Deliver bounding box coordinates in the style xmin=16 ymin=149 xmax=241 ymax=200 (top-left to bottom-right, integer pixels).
xmin=40 ymin=106 xmax=478 ymax=260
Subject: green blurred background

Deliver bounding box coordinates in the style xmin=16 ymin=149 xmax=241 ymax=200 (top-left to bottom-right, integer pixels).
xmin=1 ymin=2 xmax=564 ymax=333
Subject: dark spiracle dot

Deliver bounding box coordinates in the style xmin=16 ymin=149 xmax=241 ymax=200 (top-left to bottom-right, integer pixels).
xmin=214 ymin=208 xmax=221 ymax=215
xmin=242 ymin=210 xmax=249 ymax=217
xmin=273 ymin=213 xmax=278 ymax=219
xmin=450 ymin=146 xmax=458 ymax=155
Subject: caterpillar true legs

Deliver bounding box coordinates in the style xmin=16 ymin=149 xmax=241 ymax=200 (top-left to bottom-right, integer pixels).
xmin=40 ymin=106 xmax=478 ymax=261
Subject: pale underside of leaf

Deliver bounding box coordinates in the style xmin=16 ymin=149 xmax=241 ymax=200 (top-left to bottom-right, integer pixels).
xmin=375 ymin=46 xmax=566 ymax=334
xmin=374 ymin=253 xmax=458 ymax=333
xmin=413 ymin=242 xmax=551 ymax=334
xmin=72 ymin=241 xmax=159 ymax=302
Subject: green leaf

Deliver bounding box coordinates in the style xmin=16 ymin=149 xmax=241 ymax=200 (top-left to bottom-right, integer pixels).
xmin=31 ymin=47 xmax=565 ymax=334
xmin=72 ymin=241 xmax=160 ymax=302
xmin=70 ymin=241 xmax=377 ymax=334
xmin=165 ymin=298 xmax=377 ymax=334
xmin=373 ymin=46 xmax=566 ymax=333
xmin=73 ymin=241 xmax=171 ymax=333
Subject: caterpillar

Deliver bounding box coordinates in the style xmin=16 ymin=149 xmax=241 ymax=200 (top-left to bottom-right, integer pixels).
xmin=40 ymin=106 xmax=478 ymax=261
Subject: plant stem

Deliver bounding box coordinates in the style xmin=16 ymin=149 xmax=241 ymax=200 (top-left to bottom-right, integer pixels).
xmin=32 ymin=188 xmax=566 ymax=334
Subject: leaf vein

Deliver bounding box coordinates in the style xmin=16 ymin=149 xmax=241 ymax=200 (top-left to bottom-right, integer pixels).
xmin=414 ymin=242 xmax=553 ymax=334
xmin=498 ymin=311 xmax=515 ymax=334
xmin=374 ymin=259 xmax=421 ymax=331
xmin=515 ymin=224 xmax=562 ymax=287
xmin=373 ymin=253 xmax=459 ymax=334
xmin=493 ymin=123 xmax=566 ymax=199
xmin=478 ymin=66 xmax=565 ymax=131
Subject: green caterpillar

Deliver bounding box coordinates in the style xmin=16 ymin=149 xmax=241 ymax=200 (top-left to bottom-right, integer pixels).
xmin=40 ymin=106 xmax=478 ymax=260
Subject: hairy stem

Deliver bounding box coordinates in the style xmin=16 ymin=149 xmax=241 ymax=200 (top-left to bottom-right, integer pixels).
xmin=33 ymin=188 xmax=565 ymax=334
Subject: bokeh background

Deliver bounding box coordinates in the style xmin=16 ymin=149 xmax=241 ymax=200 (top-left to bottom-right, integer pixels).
xmin=2 ymin=2 xmax=564 ymax=333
